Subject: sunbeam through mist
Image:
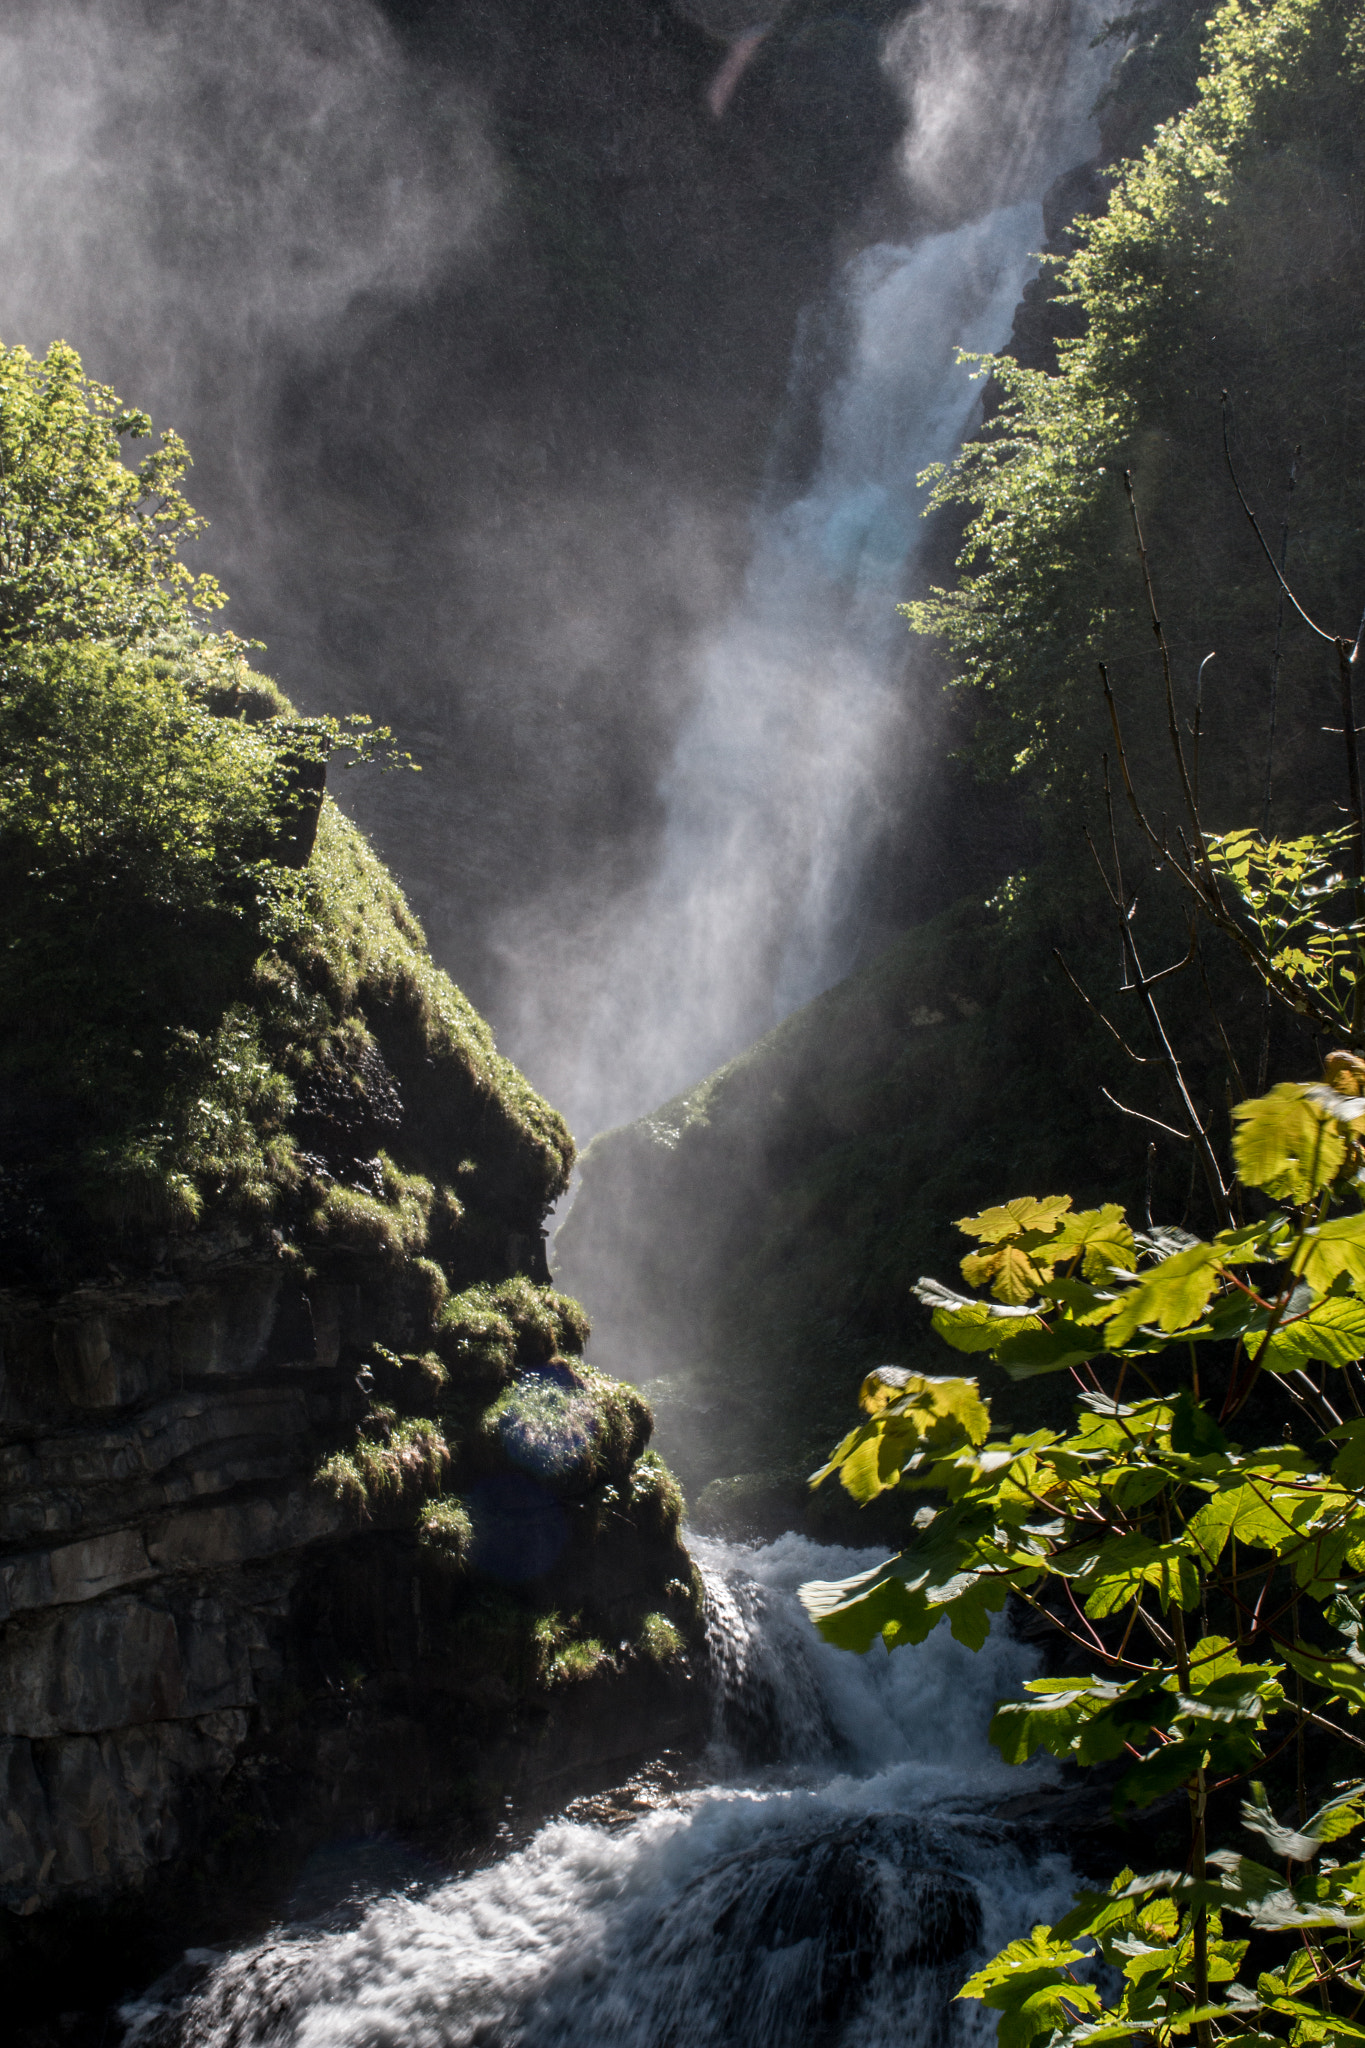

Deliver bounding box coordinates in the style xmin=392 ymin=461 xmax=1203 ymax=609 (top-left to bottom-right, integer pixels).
xmin=0 ymin=0 xmax=1105 ymax=1151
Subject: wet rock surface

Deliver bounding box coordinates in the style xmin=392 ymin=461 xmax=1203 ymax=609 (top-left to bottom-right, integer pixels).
xmin=0 ymin=1253 xmax=704 ymax=2037
xmin=695 ymin=1812 xmax=983 ymax=2034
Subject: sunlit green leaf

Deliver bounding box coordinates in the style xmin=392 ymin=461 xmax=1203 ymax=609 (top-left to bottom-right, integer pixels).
xmin=1232 ymin=1084 xmax=1347 ymax=1202
xmin=1265 ymin=1295 xmax=1365 ymax=1374
xmin=1105 ymin=1242 xmax=1224 ymax=1347
xmin=956 ymin=1195 xmax=1073 ymax=1243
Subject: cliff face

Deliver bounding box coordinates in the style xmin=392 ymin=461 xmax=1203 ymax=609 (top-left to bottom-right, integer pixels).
xmin=0 ymin=1247 xmax=698 ymax=1924
xmin=0 ymin=792 xmax=702 ymax=2028
xmin=2 ymin=1247 xmax=701 ymax=2026
xmin=555 ymin=900 xmax=1130 ymax=1534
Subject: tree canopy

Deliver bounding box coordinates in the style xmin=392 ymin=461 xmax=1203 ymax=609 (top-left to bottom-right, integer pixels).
xmin=910 ymin=0 xmax=1365 ymax=837
xmin=0 ymin=338 xmax=224 ymax=648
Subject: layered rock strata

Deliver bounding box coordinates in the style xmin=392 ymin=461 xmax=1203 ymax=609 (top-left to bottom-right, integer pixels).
xmin=0 ymin=1241 xmax=701 ymax=2007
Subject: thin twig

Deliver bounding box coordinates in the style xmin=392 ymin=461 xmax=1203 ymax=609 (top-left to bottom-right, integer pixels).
xmin=1262 ymin=449 xmax=1298 ymax=836
xmin=1191 ymin=651 xmax=1215 ymax=807
xmin=1122 ymin=468 xmax=1202 ymax=838
xmin=1054 ymin=950 xmax=1152 ymax=1063
xmin=1221 ymin=396 xmax=1334 ymax=644
xmin=1100 ymin=1087 xmax=1192 ymax=1142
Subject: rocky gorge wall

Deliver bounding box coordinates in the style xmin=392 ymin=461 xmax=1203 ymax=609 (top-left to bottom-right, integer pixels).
xmin=0 ymin=768 xmax=705 ymax=2031
xmin=0 ymin=1236 xmax=703 ymax=2022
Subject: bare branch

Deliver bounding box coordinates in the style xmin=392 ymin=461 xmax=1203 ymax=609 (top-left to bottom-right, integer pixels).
xmin=1221 ymin=395 xmax=1334 ymax=643
xmin=1054 ymin=947 xmax=1152 ymax=1063
xmin=1191 ymin=650 xmax=1215 ymax=806
xmin=1122 ymin=468 xmax=1203 ymax=839
xmin=1100 ymin=1087 xmax=1192 ymax=1142
xmin=1126 ymin=932 xmax=1198 ymax=993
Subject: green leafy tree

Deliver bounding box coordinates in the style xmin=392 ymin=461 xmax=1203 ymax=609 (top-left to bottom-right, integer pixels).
xmin=0 ymin=344 xmax=423 ymax=1255
xmin=0 ymin=640 xmax=281 ymax=901
xmin=907 ymin=0 xmax=1365 ymax=833
xmin=0 ymin=338 xmax=224 ymax=647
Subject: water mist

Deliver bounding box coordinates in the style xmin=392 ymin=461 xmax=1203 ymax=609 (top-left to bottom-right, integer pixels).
xmin=509 ymin=0 xmax=1109 ymax=1141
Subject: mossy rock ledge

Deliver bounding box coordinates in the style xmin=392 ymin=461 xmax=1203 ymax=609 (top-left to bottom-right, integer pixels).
xmin=0 ymin=797 xmax=702 ymax=2022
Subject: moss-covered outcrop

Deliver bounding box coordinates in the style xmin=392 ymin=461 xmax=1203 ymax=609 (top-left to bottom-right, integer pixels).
xmin=0 ymin=341 xmax=701 ymax=2027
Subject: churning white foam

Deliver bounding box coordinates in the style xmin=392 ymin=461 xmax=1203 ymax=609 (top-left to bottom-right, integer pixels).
xmin=123 ymin=1535 xmax=1077 ymax=2048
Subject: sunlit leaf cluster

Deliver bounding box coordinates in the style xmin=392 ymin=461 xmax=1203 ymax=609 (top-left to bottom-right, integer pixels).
xmin=803 ymin=1064 xmax=1365 ymax=2042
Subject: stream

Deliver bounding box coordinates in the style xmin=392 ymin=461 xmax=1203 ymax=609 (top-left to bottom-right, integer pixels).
xmin=119 ymin=1534 xmax=1077 ymax=2048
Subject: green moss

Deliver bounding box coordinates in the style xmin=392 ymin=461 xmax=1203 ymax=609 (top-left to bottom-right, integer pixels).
xmin=637 ymin=1612 xmax=684 ymax=1665
xmin=2 ymin=784 xmax=573 ymax=1279
xmin=266 ymin=804 xmax=574 ymax=1212
xmin=418 ymin=1495 xmax=473 ymax=1571
xmin=315 ymin=1410 xmax=449 ymax=1515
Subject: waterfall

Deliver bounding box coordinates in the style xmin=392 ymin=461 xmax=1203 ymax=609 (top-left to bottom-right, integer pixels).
xmin=527 ymin=3 xmax=1107 ymax=1141
xmin=120 ymin=1536 xmax=1080 ymax=2048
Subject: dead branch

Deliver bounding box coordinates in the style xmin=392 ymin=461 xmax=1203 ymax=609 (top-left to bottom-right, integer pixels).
xmin=1100 ymin=1087 xmax=1192 ymax=1142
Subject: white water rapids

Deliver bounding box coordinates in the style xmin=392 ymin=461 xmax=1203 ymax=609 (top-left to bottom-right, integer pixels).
xmin=121 ymin=1535 xmax=1079 ymax=2048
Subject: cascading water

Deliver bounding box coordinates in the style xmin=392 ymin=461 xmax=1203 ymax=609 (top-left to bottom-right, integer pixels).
xmin=120 ymin=1536 xmax=1078 ymax=2048
xmin=524 ymin=1 xmax=1109 ymax=1140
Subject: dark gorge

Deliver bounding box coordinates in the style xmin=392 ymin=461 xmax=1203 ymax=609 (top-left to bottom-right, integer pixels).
xmin=4 ymin=1 xmax=1362 ymax=2043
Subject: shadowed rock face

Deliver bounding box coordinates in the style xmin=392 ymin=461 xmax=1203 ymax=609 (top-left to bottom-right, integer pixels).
xmin=0 ymin=1244 xmax=703 ymax=2026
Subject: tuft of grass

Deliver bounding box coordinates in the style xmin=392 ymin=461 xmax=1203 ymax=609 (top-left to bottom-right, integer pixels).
xmin=438 ymin=1285 xmax=518 ymax=1386
xmin=410 ymin=1254 xmax=449 ymax=1327
xmin=637 ymin=1612 xmax=684 ymax=1665
xmin=408 ymin=1350 xmax=449 ymax=1392
xmin=306 ymin=1153 xmax=433 ymax=1261
xmin=315 ymin=1410 xmax=448 ymax=1516
xmin=629 ymin=1449 xmax=685 ymax=1538
xmin=418 ymin=1495 xmax=473 ymax=1571
xmin=487 ymin=1365 xmax=656 ymax=1495
xmin=488 ymin=1370 xmax=601 ymax=1491
xmin=437 ymin=1278 xmax=590 ymax=1385
xmin=554 ymin=1638 xmax=606 ymax=1682
xmin=581 ymin=1369 xmax=653 ymax=1479
xmin=531 ymin=1612 xmax=607 ymax=1686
